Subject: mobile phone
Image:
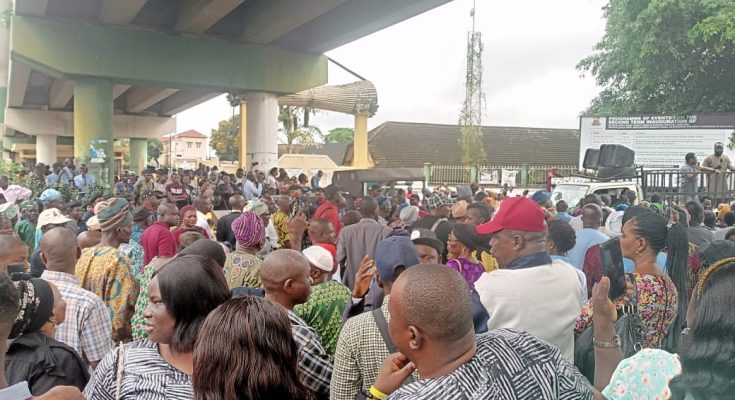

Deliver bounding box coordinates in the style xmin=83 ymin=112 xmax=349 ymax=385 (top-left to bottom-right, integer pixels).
xmin=599 ymin=237 xmax=626 ymax=300
xmin=7 ymin=263 xmax=25 ymax=275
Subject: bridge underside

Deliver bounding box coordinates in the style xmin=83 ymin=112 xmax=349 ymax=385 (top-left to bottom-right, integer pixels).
xmin=2 ymin=0 xmax=453 ymax=184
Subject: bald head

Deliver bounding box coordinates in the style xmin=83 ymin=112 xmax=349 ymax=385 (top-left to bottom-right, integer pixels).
xmin=229 ymin=195 xmax=246 ymax=211
xmin=157 ymin=203 xmax=177 ymax=218
xmin=394 ymin=264 xmax=473 ymax=342
xmin=41 ymin=227 xmax=79 ymax=272
xmin=260 ymin=249 xmax=309 ymax=291
xmin=260 ymin=249 xmax=311 ymax=308
xmin=581 ymin=204 xmax=603 ymax=229
xmin=77 ymin=230 xmax=102 ymax=250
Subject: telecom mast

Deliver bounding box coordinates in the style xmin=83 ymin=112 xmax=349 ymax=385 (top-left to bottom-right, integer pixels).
xmin=458 ymin=0 xmax=486 ymax=166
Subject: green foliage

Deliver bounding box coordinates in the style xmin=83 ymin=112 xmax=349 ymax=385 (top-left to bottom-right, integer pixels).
xmin=323 ymin=127 xmax=354 ymax=143
xmin=147 ymin=139 xmax=164 ymax=162
xmin=579 ymin=0 xmax=735 ymax=115
xmin=210 ymin=116 xmax=240 ymax=161
xmin=278 ymin=106 xmax=322 ymax=153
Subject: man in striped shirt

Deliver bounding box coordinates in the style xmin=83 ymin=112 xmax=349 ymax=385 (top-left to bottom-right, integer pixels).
xmin=39 ymin=227 xmax=113 ymax=368
xmin=372 ymin=265 xmax=596 ymax=399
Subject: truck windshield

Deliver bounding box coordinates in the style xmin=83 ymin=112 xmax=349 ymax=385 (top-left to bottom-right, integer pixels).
xmin=551 ymin=184 xmax=589 ymax=209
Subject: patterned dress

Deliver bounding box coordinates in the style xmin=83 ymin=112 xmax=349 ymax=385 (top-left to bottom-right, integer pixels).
xmin=75 ymin=245 xmax=140 ymax=343
xmin=293 ymin=280 xmax=351 ymax=355
xmin=446 ymin=257 xmax=485 ymax=288
xmin=575 ymin=273 xmax=678 ymax=349
xmin=272 ymin=211 xmax=290 ymax=248
xmin=223 ymin=252 xmax=262 ymax=289
xmin=120 ymin=242 xmax=145 ymax=278
xmin=132 ymin=267 xmax=155 ymax=341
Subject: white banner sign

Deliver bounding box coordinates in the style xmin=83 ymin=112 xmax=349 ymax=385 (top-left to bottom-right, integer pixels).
xmin=579 ymin=115 xmax=735 ymax=168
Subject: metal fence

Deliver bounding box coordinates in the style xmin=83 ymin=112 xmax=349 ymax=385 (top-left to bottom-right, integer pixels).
xmin=427 ymin=163 xmax=579 ymax=187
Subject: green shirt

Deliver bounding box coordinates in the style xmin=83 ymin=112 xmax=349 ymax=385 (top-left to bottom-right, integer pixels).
xmin=293 ymin=280 xmax=351 ymax=355
xmin=14 ymin=219 xmax=36 ymax=256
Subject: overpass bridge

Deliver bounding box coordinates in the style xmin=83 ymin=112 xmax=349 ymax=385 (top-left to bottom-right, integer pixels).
xmin=0 ymin=0 xmax=453 ymax=185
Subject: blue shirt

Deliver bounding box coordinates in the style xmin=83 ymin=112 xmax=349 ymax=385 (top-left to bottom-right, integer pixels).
xmin=623 ymin=252 xmax=668 ymax=273
xmin=555 ymin=211 xmax=572 ymax=223
xmin=74 ymin=174 xmax=95 ymax=193
xmin=47 ymin=172 xmax=59 ymax=186
xmin=566 ymin=228 xmax=609 ymax=269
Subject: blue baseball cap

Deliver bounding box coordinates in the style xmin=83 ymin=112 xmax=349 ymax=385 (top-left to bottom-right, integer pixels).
xmin=375 ymin=236 xmax=419 ymax=282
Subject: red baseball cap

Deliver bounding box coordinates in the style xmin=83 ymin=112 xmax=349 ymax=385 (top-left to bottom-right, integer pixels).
xmin=476 ymin=197 xmax=546 ymax=235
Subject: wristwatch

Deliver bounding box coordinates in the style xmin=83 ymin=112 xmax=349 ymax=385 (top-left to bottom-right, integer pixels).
xmin=593 ymin=334 xmax=621 ymax=348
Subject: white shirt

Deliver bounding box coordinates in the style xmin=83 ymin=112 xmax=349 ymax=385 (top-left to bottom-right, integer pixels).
xmin=243 ymin=180 xmax=262 ymax=200
xmin=196 ymin=210 xmax=212 ymax=237
xmin=474 ymin=259 xmax=583 ymax=362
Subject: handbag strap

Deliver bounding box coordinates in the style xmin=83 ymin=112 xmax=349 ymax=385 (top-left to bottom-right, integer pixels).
xmin=115 ymin=342 xmax=125 ymax=400
xmin=624 ymin=273 xmax=643 ymax=351
xmin=372 ymin=308 xmax=414 ymax=385
xmin=429 ymin=218 xmax=447 ymax=233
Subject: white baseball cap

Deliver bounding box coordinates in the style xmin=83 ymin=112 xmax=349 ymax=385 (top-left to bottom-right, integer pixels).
xmin=302 ymin=246 xmax=333 ymax=272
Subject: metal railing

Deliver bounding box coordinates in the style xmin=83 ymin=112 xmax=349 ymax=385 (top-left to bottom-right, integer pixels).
xmin=640 ymin=169 xmax=735 ymax=205
xmin=427 ymin=163 xmax=579 ymax=187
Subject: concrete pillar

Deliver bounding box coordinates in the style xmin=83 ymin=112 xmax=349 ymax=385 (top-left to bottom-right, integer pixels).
xmin=74 ymin=79 xmax=114 ymax=189
xmin=244 ymin=92 xmax=278 ymax=171
xmin=129 ymin=138 xmax=148 ymax=174
xmin=239 ymin=100 xmax=247 ymax=168
xmin=35 ymin=134 xmax=57 ymax=165
xmin=353 ymin=113 xmax=369 ymax=169
xmin=0 ymin=0 xmax=11 ymax=160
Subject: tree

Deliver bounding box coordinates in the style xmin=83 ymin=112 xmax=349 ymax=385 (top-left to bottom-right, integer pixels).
xmin=210 ymin=116 xmax=239 ymax=161
xmin=279 ymin=106 xmax=321 ymax=154
xmin=579 ymin=0 xmax=735 ymax=115
xmin=147 ymin=139 xmax=163 ymax=163
xmin=323 ymin=127 xmax=354 ymax=143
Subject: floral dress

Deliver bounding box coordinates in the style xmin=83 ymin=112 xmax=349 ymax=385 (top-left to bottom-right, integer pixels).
xmin=575 ymin=273 xmax=678 ymax=349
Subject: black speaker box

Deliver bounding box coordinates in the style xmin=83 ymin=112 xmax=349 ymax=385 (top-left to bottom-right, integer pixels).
xmin=598 ymin=144 xmax=635 ymax=168
xmin=583 ymin=149 xmax=600 ymax=170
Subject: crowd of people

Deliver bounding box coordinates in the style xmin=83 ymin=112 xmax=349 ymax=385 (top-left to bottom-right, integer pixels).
xmin=0 ymin=159 xmax=733 ymax=399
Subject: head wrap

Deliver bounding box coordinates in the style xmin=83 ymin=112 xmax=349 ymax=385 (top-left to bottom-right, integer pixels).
xmin=399 ymin=205 xmax=419 ymax=226
xmin=39 ymin=189 xmax=62 ymax=205
xmin=231 ymin=211 xmax=265 ymax=247
xmin=10 ymin=277 xmax=54 ymax=339
xmin=95 ymin=197 xmax=132 ymax=232
xmin=19 ymin=199 xmax=37 ymax=211
xmin=244 ymin=200 xmax=269 ymax=216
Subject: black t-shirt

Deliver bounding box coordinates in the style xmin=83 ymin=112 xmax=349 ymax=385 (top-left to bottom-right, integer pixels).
xmin=410 ymin=216 xmax=452 ymax=262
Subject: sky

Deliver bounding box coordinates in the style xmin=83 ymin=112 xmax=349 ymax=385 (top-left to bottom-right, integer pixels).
xmin=175 ymin=0 xmax=608 ymax=141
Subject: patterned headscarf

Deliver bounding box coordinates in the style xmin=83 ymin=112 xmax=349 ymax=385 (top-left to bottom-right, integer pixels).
xmin=244 ymin=200 xmax=268 ymax=215
xmin=232 ymin=211 xmax=265 ymax=247
xmin=19 ymin=199 xmax=37 ymax=211
xmin=9 ymin=277 xmax=54 ymax=339
xmin=95 ymin=198 xmax=133 ymax=232
xmin=0 ymin=202 xmax=19 ymax=233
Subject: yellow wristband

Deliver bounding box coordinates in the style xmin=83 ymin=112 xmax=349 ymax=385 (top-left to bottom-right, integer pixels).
xmin=369 ymin=385 xmax=389 ymax=400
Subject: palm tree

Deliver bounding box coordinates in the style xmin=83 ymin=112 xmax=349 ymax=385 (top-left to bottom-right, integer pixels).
xmin=279 ymin=106 xmax=321 ymax=154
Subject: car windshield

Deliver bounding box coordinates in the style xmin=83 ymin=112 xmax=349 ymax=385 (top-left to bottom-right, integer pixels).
xmin=551 ymin=184 xmax=589 ymax=209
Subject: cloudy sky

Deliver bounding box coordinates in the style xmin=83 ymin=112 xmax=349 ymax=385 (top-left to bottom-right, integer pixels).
xmin=176 ymin=0 xmax=608 ymax=139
